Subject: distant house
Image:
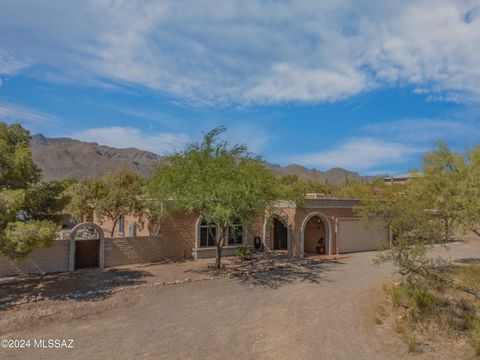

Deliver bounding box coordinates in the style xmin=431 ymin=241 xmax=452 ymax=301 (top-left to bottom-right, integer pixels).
xmin=383 ymin=172 xmax=421 ymax=185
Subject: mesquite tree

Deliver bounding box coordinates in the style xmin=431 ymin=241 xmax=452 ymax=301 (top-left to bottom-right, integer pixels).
xmin=67 ymin=167 xmax=144 ymax=237
xmin=356 ymin=142 xmax=480 ymax=299
xmin=148 ymin=127 xmax=281 ymax=269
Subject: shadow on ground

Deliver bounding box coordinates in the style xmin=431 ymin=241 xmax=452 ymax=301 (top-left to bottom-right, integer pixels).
xmin=186 ymin=252 xmax=344 ymax=289
xmin=454 ymin=257 xmax=480 ymax=265
xmin=0 ymin=268 xmax=152 ymax=308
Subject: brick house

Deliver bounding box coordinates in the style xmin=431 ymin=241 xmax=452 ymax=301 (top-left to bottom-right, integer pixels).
xmin=92 ymin=196 xmax=389 ymax=261
xmin=0 ymin=196 xmax=389 ymax=277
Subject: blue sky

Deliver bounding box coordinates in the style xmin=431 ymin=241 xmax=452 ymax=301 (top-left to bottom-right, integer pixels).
xmin=1 ymin=1 xmax=480 ymax=175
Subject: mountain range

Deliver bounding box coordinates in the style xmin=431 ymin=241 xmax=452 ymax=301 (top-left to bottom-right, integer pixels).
xmin=30 ymin=134 xmax=377 ymax=184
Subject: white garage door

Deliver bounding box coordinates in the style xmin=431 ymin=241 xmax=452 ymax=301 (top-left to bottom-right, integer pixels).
xmin=338 ymin=219 xmax=389 ymax=253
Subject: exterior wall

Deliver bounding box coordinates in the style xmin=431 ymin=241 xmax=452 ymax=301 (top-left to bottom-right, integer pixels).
xmin=0 ymin=240 xmax=69 ymax=277
xmin=245 ymin=217 xmax=264 ymax=246
xmin=95 ymin=214 xmax=151 ymax=238
xmin=105 ymin=236 xmax=179 ymax=267
xmin=161 ymin=213 xmax=198 ymax=259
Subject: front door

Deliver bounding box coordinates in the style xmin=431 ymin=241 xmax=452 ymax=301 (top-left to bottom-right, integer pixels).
xmin=75 ymin=239 xmax=99 ymax=269
xmin=273 ymin=218 xmax=288 ymax=250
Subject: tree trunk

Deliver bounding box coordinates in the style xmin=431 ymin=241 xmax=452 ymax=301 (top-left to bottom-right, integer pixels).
xmin=444 ymin=216 xmax=449 ymax=242
xmin=215 ymin=225 xmax=227 ymax=269
xmin=473 ymin=228 xmax=480 ymax=238
xmin=110 ymin=219 xmax=118 ymax=238
xmin=215 ymin=243 xmax=223 ymax=269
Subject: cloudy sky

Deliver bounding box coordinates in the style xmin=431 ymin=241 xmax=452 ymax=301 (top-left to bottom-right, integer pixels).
xmin=1 ymin=0 xmax=479 ymax=174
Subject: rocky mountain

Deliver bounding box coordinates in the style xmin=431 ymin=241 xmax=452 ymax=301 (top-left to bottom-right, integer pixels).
xmin=30 ymin=134 xmax=167 ymax=181
xmin=266 ymin=163 xmax=374 ymax=183
xmin=30 ymin=134 xmax=377 ymax=183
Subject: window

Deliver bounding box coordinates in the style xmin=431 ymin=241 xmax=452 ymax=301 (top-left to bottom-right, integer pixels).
xmin=198 ymin=219 xmax=244 ymax=247
xmin=200 ymin=220 xmax=216 ymax=247
xmin=228 ymin=223 xmax=243 ymax=245
xmin=119 ymin=216 xmax=125 ymax=233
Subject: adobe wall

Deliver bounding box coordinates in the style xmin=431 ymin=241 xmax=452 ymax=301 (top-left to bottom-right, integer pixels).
xmin=0 ymin=240 xmax=69 ymax=277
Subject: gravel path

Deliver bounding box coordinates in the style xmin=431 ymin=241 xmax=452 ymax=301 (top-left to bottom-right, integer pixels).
xmin=1 ymin=240 xmax=479 ymax=360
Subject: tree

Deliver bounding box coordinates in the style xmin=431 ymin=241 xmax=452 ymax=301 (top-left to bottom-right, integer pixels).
xmin=408 ymin=142 xmax=480 ymax=240
xmin=67 ymin=167 xmax=144 ymax=237
xmin=0 ymin=123 xmax=41 ymax=189
xmin=355 ymin=142 xmax=480 ymax=298
xmin=0 ymin=122 xmax=59 ymax=259
xmin=148 ymin=127 xmax=282 ymax=269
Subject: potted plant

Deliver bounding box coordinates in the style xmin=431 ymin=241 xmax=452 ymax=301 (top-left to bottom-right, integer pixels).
xmin=316 ymin=237 xmax=325 ymax=255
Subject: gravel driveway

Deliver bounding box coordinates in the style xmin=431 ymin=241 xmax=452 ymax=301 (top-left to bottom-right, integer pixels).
xmin=1 ymin=240 xmax=479 ymax=360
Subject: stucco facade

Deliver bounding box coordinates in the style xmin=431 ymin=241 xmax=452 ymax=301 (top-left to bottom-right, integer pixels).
xmin=0 ymin=198 xmax=389 ymax=277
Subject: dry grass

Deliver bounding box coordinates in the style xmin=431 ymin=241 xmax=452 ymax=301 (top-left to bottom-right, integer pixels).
xmin=379 ymin=266 xmax=480 ymax=357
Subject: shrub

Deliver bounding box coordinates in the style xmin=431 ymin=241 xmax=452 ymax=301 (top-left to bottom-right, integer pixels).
xmin=390 ymin=283 xmax=409 ymax=308
xmin=469 ymin=319 xmax=480 ymax=357
xmin=235 ymin=245 xmax=252 ymax=261
xmin=412 ymin=287 xmax=436 ymax=312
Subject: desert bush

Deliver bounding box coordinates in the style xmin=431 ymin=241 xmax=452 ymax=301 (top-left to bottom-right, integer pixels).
xmin=235 ymin=245 xmax=253 ymax=261
xmin=387 ymin=268 xmax=480 ymax=356
xmin=412 ymin=287 xmax=436 ymax=312
xmin=390 ymin=283 xmax=410 ymax=308
xmin=469 ymin=318 xmax=480 ymax=357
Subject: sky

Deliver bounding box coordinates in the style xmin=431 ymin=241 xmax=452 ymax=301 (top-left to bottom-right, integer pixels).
xmin=1 ymin=0 xmax=480 ymax=175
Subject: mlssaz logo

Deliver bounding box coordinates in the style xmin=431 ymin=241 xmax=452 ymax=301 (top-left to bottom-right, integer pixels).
xmin=34 ymin=339 xmax=74 ymax=349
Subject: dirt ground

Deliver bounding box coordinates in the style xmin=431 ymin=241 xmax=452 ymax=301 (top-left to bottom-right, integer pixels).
xmin=0 ymin=240 xmax=479 ymax=360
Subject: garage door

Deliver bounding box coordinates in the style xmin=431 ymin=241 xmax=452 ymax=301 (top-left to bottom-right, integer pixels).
xmin=338 ymin=219 xmax=388 ymax=253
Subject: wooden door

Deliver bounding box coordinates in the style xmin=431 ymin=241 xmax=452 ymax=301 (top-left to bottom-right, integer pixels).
xmin=273 ymin=218 xmax=288 ymax=250
xmin=75 ymin=239 xmax=99 ymax=269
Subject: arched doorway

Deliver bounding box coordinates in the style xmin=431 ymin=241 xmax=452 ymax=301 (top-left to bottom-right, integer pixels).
xmin=69 ymin=223 xmax=105 ymax=271
xmin=273 ymin=217 xmax=288 ymax=250
xmin=262 ymin=215 xmax=293 ymax=256
xmin=300 ymin=213 xmax=331 ymax=257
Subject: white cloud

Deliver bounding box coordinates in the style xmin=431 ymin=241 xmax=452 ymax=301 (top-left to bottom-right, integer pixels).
xmin=247 ymin=64 xmax=367 ymax=103
xmin=72 ymin=126 xmax=189 ymax=155
xmin=364 ymin=118 xmax=480 ymax=144
xmin=284 ymin=118 xmax=480 ymax=172
xmin=0 ymin=102 xmax=56 ymax=124
xmin=288 ymin=138 xmax=422 ymax=172
xmin=0 ymin=1 xmax=480 ymax=103
xmin=0 ymin=50 xmax=30 ymax=77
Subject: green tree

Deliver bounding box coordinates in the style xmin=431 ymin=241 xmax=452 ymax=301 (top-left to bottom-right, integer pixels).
xmin=148 ymin=127 xmax=285 ymax=269
xmin=0 ymin=122 xmax=59 ymax=259
xmin=0 ymin=123 xmax=41 ymax=189
xmin=413 ymin=142 xmax=467 ymax=240
xmin=355 ymin=142 xmax=480 ymax=298
xmin=67 ymin=167 xmax=144 ymax=237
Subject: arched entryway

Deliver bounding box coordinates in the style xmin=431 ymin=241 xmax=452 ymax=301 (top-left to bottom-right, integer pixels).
xmin=69 ymin=222 xmax=105 ymax=271
xmin=262 ymin=215 xmax=293 ymax=257
xmin=273 ymin=217 xmax=288 ymax=250
xmin=300 ymin=212 xmax=331 ymax=257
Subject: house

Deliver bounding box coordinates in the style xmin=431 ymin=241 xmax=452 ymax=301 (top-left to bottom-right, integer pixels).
xmin=86 ymin=196 xmax=389 ymax=262
xmin=383 ymin=172 xmax=421 ymax=185
xmin=0 ymin=196 xmax=389 ymax=277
